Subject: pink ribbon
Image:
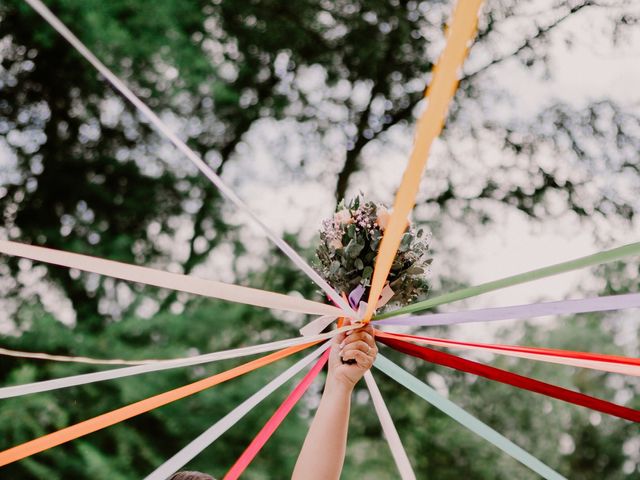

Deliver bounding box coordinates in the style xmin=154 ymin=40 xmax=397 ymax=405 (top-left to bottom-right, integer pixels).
xmin=223 ymin=349 xmax=330 ymax=479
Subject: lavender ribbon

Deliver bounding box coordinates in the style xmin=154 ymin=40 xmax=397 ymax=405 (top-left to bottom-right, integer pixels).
xmin=373 ymin=293 xmax=640 ymax=327
xmin=349 ymin=284 xmax=366 ymax=310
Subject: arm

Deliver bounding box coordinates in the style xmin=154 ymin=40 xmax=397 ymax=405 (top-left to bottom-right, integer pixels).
xmin=292 ymin=323 xmax=377 ymax=480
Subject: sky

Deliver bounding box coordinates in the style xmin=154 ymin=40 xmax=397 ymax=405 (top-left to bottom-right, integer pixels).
xmin=213 ymin=2 xmax=640 ymax=344
xmin=1 ymin=1 xmax=639 ymax=347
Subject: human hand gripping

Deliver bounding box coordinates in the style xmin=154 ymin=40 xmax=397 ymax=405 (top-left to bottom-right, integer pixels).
xmin=327 ymin=321 xmax=378 ymax=392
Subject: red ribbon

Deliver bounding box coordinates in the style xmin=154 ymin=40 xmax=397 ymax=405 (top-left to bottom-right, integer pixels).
xmin=377 ymin=330 xmax=640 ymax=366
xmin=379 ymin=336 xmax=640 ymax=423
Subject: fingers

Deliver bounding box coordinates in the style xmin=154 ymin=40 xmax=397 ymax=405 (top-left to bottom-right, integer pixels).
xmin=340 ymin=350 xmax=374 ymax=369
xmin=341 ymin=340 xmax=371 ymax=355
xmin=339 ymin=323 xmax=378 ymax=369
xmin=331 ymin=318 xmax=352 ymax=347
xmin=331 ymin=329 xmax=347 ymax=347
xmin=341 ymin=327 xmax=376 ymax=350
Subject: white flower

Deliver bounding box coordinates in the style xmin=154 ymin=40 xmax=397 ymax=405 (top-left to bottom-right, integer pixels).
xmin=334 ymin=209 xmax=353 ymax=225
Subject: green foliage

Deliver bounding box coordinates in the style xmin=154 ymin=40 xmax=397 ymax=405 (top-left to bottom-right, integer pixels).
xmin=315 ymin=196 xmax=431 ymax=305
xmin=1 ymin=0 xmax=639 ymax=478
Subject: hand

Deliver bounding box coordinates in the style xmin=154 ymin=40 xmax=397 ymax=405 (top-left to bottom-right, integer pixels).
xmin=327 ymin=321 xmax=378 ymax=391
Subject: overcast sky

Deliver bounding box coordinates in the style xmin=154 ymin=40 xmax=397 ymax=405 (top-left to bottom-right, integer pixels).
xmin=2 ymin=2 xmax=639 ymax=346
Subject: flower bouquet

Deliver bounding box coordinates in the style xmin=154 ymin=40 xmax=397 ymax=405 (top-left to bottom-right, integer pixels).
xmin=315 ymin=196 xmax=432 ymax=314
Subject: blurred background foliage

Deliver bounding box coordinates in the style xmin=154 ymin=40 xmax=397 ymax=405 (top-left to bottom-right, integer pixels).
xmin=0 ymin=0 xmax=639 ymax=478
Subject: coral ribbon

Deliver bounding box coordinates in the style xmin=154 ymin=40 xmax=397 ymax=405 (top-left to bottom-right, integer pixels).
xmin=364 ymin=0 xmax=484 ymax=322
xmin=380 ymin=337 xmax=640 ymax=422
xmin=0 ymin=342 xmax=318 ymax=467
xmin=223 ymin=350 xmax=330 ymax=480
xmin=146 ymin=345 xmax=330 ymax=480
xmin=375 ymin=331 xmax=640 ymax=376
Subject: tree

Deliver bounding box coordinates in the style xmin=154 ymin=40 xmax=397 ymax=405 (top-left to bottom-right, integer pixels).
xmin=1 ymin=0 xmax=639 ymax=478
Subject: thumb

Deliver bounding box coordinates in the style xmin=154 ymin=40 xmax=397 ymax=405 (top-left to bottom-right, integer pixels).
xmin=332 ymin=318 xmax=351 ymax=346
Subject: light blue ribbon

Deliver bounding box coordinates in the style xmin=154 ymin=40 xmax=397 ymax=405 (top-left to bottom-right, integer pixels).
xmin=374 ymin=354 xmax=566 ymax=480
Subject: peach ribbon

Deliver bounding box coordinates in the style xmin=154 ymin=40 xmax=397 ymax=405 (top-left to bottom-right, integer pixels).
xmin=363 ymin=0 xmax=484 ymax=322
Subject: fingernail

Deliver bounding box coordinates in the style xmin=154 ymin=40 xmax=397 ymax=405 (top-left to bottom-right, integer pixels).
xmin=339 ymin=341 xmax=345 ymax=350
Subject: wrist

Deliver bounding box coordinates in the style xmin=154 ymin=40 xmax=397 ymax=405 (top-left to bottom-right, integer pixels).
xmin=325 ymin=374 xmax=356 ymax=396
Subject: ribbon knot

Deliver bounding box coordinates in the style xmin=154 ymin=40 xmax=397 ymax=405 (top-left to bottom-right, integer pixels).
xmin=300 ymin=284 xmax=394 ymax=336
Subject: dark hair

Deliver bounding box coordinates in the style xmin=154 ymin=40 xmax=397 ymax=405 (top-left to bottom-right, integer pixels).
xmin=169 ymin=472 xmax=215 ymax=480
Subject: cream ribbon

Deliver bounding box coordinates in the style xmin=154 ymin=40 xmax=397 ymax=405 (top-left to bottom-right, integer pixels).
xmin=0 ymin=240 xmax=342 ymax=317
xmin=23 ymin=0 xmax=356 ymax=319
xmin=0 ymin=325 xmax=357 ymax=399
xmin=364 ymin=372 xmax=416 ymax=480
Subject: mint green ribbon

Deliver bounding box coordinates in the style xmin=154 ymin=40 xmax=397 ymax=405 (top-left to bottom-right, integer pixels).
xmin=375 ymin=241 xmax=640 ymax=320
xmin=374 ymin=354 xmax=566 ymax=480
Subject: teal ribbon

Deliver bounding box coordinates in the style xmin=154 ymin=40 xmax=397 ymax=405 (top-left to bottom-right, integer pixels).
xmin=375 ymin=241 xmax=640 ymax=319
xmin=374 ymin=354 xmax=566 ymax=480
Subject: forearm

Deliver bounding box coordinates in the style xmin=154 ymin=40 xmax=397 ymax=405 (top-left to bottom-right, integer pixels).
xmin=292 ymin=379 xmax=352 ymax=480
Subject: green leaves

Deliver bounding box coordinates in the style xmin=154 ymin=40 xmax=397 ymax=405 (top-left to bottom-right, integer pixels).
xmin=315 ymin=196 xmax=431 ymax=306
xmin=345 ymin=238 xmax=365 ymax=259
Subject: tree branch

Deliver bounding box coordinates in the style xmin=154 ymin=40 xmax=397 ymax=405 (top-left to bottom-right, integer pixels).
xmin=460 ymin=1 xmax=597 ymax=86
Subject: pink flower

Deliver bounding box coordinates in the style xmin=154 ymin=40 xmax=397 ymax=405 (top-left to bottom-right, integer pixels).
xmin=334 ymin=209 xmax=353 ymax=225
xmin=376 ymin=207 xmax=390 ymax=230
xmin=329 ymin=238 xmax=343 ymax=249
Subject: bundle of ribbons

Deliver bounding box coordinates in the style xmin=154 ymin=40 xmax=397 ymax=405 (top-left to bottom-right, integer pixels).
xmin=1 ymin=1 xmax=638 ymax=479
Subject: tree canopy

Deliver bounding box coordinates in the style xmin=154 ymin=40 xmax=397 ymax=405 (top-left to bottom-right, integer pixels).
xmin=1 ymin=0 xmax=639 ymax=478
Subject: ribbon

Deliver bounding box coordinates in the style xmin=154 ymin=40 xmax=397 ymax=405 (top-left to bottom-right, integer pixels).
xmin=373 ymin=292 xmax=640 ymax=327
xmin=374 ymin=354 xmax=566 ymax=480
xmin=145 ymin=344 xmax=330 ymax=480
xmin=0 ymin=240 xmax=343 ymax=317
xmin=23 ymin=0 xmax=356 ymax=318
xmin=0 ymin=346 xmax=155 ymax=366
xmin=0 ymin=325 xmax=358 ymax=399
xmin=375 ymin=242 xmax=640 ymax=319
xmin=301 ymin=284 xmax=394 ymax=336
xmin=364 ymin=371 xmax=416 ymax=480
xmin=223 ymin=350 xmax=330 ymax=480
xmin=0 ymin=341 xmax=318 ymax=467
xmin=375 ymin=331 xmax=640 ymax=376
xmin=380 ymin=337 xmax=640 ymax=422
xmin=363 ymin=0 xmax=484 ymax=322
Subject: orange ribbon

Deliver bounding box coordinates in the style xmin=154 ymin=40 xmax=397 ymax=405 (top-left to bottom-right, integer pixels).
xmin=363 ymin=0 xmax=484 ymax=322
xmin=0 ymin=342 xmax=318 ymax=467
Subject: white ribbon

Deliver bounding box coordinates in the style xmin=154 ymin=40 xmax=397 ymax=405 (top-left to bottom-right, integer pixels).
xmin=364 ymin=372 xmax=416 ymax=480
xmin=23 ymin=0 xmax=356 ymax=319
xmin=0 ymin=325 xmax=356 ymax=399
xmin=0 ymin=240 xmax=342 ymax=317
xmin=144 ymin=343 xmax=330 ymax=480
xmin=299 ymin=315 xmax=337 ymax=337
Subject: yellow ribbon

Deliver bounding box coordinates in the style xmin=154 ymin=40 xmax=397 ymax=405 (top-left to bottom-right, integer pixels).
xmin=362 ymin=0 xmax=484 ymax=322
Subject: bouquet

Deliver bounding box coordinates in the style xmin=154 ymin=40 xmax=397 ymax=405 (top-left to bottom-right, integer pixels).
xmin=315 ymin=196 xmax=431 ymax=310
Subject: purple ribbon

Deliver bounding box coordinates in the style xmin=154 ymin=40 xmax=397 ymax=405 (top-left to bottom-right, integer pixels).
xmin=349 ymin=284 xmax=366 ymax=310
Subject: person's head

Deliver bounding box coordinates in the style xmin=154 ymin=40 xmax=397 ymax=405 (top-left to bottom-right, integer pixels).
xmin=169 ymin=472 xmax=215 ymax=480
